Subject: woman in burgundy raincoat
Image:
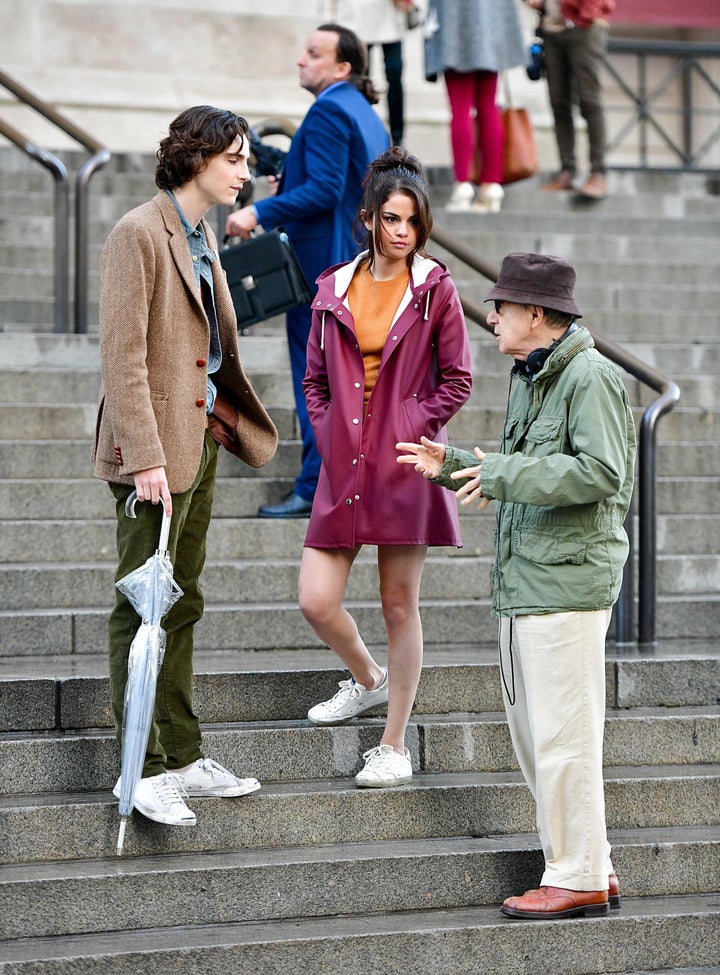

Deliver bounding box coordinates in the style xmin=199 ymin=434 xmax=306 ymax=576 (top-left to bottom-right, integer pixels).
xmin=299 ymin=147 xmax=473 ymax=788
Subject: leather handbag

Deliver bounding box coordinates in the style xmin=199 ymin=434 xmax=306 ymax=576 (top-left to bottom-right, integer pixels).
xmin=220 ymin=229 xmax=312 ymax=333
xmin=500 ymin=77 xmax=539 ymax=185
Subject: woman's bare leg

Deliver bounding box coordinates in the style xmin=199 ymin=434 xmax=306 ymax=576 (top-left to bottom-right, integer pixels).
xmin=376 ymin=545 xmax=427 ymax=752
xmin=298 ymin=545 xmax=385 ymax=690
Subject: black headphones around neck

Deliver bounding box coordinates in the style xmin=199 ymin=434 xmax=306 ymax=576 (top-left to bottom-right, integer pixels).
xmin=521 ymin=324 xmax=576 ymax=377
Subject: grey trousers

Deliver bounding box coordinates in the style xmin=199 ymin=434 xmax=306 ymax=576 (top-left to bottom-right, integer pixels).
xmin=543 ymin=23 xmax=609 ymax=174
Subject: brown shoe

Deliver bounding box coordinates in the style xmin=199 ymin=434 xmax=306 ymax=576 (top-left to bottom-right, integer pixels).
xmin=578 ymin=171 xmax=608 ymax=199
xmin=501 ymin=885 xmax=610 ymax=919
xmin=541 ymin=169 xmax=575 ymax=191
xmin=608 ymin=871 xmax=621 ymax=910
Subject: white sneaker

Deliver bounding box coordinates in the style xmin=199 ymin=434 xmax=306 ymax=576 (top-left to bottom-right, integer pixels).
xmin=355 ymin=744 xmax=413 ymax=788
xmin=308 ymin=669 xmax=388 ymax=726
xmin=446 ymin=181 xmax=476 ymax=211
xmin=173 ymin=758 xmax=261 ymax=798
xmin=113 ymin=772 xmax=197 ymax=826
xmin=472 ymin=182 xmax=505 ymax=213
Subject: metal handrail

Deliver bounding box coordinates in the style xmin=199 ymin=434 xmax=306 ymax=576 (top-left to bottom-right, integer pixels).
xmin=605 ymin=37 xmax=720 ymax=171
xmin=0 ymin=117 xmax=70 ymax=333
xmin=0 ymin=70 xmax=111 ymax=334
xmin=429 ymin=223 xmax=681 ymax=646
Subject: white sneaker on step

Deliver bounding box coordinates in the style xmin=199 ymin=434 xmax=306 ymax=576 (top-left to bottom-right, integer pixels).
xmin=308 ymin=669 xmax=389 ymax=725
xmin=472 ymin=182 xmax=505 ymax=213
xmin=173 ymin=758 xmax=261 ymax=798
xmin=113 ymin=772 xmax=197 ymax=826
xmin=446 ymin=181 xmax=476 ymax=211
xmin=355 ymin=744 xmax=413 ymax=788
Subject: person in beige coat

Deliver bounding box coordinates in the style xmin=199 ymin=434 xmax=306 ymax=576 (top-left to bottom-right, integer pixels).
xmin=93 ymin=105 xmax=278 ymax=827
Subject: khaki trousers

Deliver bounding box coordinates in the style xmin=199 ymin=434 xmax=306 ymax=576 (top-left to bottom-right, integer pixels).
xmin=108 ymin=431 xmax=218 ymax=777
xmin=500 ymin=609 xmax=614 ymax=891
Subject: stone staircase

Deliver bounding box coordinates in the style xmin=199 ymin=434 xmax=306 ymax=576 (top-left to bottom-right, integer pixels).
xmin=0 ymin=151 xmax=719 ymax=973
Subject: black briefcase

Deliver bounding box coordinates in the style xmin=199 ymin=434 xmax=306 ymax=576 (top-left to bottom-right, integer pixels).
xmin=220 ymin=229 xmax=313 ymax=333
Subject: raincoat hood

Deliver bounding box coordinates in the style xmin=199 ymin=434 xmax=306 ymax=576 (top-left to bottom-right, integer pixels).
xmin=313 ymin=252 xmax=453 ymax=331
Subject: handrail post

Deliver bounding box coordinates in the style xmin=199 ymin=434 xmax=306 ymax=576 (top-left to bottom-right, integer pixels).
xmin=75 ymin=149 xmax=111 ymax=334
xmin=638 ymin=385 xmax=681 ymax=645
xmin=0 ymin=119 xmax=70 ymax=333
xmin=0 ymin=69 xmax=111 ymax=334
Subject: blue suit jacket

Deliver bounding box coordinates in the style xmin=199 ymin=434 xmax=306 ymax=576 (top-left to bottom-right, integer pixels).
xmin=254 ymin=82 xmax=390 ymax=288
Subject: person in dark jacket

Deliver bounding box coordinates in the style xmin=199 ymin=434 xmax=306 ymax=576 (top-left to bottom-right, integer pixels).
xmin=398 ymin=252 xmax=636 ymax=917
xmin=226 ymin=24 xmax=389 ymax=517
xmin=524 ymin=0 xmax=615 ymax=198
xmin=299 ymin=147 xmax=472 ymax=788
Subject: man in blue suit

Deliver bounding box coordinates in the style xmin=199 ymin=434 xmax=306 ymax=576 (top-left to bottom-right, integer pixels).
xmin=226 ymin=23 xmax=390 ymax=517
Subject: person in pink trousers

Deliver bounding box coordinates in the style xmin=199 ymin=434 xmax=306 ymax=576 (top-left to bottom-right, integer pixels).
xmin=424 ymin=0 xmax=526 ymax=211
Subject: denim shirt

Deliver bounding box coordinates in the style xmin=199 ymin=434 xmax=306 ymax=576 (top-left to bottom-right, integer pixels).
xmin=166 ymin=190 xmax=221 ymax=414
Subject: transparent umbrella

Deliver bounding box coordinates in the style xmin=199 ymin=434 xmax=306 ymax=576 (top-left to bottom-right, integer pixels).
xmin=114 ymin=490 xmax=183 ymax=855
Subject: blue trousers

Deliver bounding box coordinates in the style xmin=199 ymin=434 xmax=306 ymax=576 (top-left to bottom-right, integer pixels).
xmin=287 ymin=302 xmax=321 ymax=501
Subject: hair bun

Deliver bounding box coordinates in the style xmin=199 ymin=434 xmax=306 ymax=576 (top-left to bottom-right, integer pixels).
xmin=365 ymin=146 xmax=426 ymax=186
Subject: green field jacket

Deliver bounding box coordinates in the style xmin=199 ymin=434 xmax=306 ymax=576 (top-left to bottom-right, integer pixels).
xmin=434 ymin=326 xmax=637 ymax=617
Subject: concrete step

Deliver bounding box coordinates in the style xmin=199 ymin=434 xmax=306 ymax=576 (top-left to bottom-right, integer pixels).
xmin=3 ymin=705 xmax=719 ymax=798
xmin=2 ymin=343 xmax=719 ymax=403
xmin=4 ymin=591 xmax=719 ymax=657
xmin=1 ymin=544 xmax=718 ymax=616
xmin=0 ymin=826 xmax=717 ymax=942
xmin=1 ymin=377 xmax=719 ymax=441
xmin=1 ymin=406 xmax=716 ymax=480
xmin=0 ymin=598 xmax=500 ymax=657
xmin=3 ymin=639 xmax=717 ymax=729
xmin=1 ymin=483 xmax=717 ymax=552
xmin=1 ymin=764 xmax=718 ymax=865
xmin=0 ymin=550 xmax=494 ymax=611
xmin=1 ymin=893 xmax=718 ymax=975
xmin=0 ymin=504 xmax=489 ymax=559
xmin=2 ymin=469 xmax=718 ymax=563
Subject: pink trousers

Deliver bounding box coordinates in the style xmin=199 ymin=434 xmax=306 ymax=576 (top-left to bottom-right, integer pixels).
xmin=444 ymin=69 xmax=504 ymax=184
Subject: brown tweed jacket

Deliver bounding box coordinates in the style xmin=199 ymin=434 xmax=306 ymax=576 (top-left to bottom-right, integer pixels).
xmin=93 ymin=192 xmax=277 ymax=494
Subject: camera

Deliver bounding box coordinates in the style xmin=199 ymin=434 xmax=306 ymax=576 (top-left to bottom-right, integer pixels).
xmin=526 ymin=37 xmax=545 ymax=81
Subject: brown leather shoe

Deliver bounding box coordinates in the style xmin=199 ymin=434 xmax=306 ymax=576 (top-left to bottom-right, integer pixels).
xmin=609 ymin=871 xmax=621 ymax=910
xmin=578 ymin=171 xmax=608 ymax=199
xmin=501 ymin=885 xmax=610 ymax=919
xmin=541 ymin=169 xmax=575 ymax=191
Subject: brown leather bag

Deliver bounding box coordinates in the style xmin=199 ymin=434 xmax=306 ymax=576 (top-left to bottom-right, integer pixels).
xmin=502 ymin=106 xmax=539 ymax=185
xmin=207 ymin=390 xmax=241 ymax=453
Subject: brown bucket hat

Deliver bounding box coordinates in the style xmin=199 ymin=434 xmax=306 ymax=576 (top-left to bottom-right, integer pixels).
xmin=485 ymin=252 xmax=582 ymax=318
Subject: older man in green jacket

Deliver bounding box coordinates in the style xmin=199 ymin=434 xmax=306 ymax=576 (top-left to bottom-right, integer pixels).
xmin=397 ymin=251 xmax=636 ymax=920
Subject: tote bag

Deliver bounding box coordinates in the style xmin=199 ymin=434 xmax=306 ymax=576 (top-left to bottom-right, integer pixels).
xmin=501 ymin=76 xmax=539 ymax=185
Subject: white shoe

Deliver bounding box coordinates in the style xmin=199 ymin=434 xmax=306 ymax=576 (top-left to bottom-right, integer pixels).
xmin=113 ymin=772 xmax=197 ymax=826
xmin=355 ymin=744 xmax=413 ymax=788
xmin=446 ymin=181 xmax=476 ymax=212
xmin=472 ymin=183 xmax=504 ymax=213
xmin=173 ymin=758 xmax=261 ymax=797
xmin=308 ymin=669 xmax=388 ymax=726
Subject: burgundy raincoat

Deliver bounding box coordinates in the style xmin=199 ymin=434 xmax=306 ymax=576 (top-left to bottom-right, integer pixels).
xmin=303 ymin=252 xmax=473 ymax=548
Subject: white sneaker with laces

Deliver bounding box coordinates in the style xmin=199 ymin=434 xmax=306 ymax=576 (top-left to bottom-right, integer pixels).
xmin=113 ymin=772 xmax=197 ymax=826
xmin=308 ymin=669 xmax=388 ymax=726
xmin=173 ymin=758 xmax=261 ymax=797
xmin=355 ymin=744 xmax=413 ymax=788
xmin=446 ymin=180 xmax=476 ymax=212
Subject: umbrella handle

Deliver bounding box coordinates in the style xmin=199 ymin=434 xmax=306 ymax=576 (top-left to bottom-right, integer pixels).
xmin=124 ymin=490 xmax=172 ymax=553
